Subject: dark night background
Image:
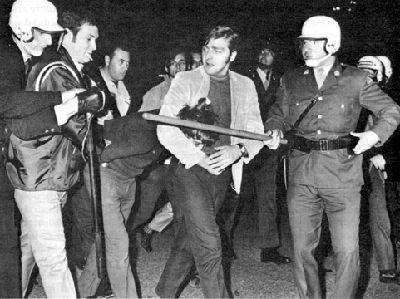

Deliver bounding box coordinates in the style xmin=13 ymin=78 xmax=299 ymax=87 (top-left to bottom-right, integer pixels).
xmin=1 ymin=0 xmax=400 ymax=96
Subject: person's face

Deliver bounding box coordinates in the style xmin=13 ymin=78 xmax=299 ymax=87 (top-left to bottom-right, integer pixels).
xmin=168 ymin=53 xmax=186 ymax=77
xmin=191 ymin=52 xmax=202 ymax=69
xmin=25 ymin=28 xmax=53 ymax=56
xmin=299 ymin=39 xmax=327 ymax=63
xmin=106 ymin=48 xmax=130 ymax=81
xmin=202 ymin=37 xmax=236 ymax=78
xmin=258 ymin=49 xmax=274 ymax=67
xmin=66 ymin=23 xmax=98 ymax=64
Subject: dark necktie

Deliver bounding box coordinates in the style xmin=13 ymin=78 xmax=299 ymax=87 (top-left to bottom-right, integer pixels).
xmin=25 ymin=58 xmax=32 ymax=78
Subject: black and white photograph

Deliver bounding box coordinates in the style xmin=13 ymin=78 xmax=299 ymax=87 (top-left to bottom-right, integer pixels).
xmin=1 ymin=0 xmax=400 ymax=298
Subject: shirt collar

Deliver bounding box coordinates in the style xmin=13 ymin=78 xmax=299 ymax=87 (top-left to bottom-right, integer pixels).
xmin=256 ymin=67 xmax=267 ymax=82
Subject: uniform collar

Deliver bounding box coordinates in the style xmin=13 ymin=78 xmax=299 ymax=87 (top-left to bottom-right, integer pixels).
xmin=303 ymin=57 xmax=342 ymax=92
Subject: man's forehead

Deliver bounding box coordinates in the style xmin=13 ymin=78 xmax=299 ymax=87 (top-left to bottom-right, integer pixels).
xmin=78 ymin=23 xmax=99 ymax=39
xmin=205 ymin=37 xmax=229 ymax=49
xmin=192 ymin=53 xmax=201 ymax=60
xmin=113 ymin=48 xmax=130 ymax=61
xmin=259 ymin=49 xmax=273 ymax=56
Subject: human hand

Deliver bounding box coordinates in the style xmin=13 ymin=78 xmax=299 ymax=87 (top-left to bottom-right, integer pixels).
xmin=264 ymin=129 xmax=283 ymax=149
xmin=370 ymin=154 xmax=386 ymax=170
xmin=197 ymin=155 xmax=222 ymax=175
xmin=350 ymin=130 xmax=380 ymax=154
xmin=208 ymin=145 xmax=242 ymax=172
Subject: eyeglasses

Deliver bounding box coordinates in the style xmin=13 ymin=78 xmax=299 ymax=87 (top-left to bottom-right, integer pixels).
xmin=170 ymin=60 xmax=186 ymax=67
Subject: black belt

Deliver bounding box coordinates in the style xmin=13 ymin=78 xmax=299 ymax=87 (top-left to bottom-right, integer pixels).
xmin=292 ymin=135 xmax=357 ymax=153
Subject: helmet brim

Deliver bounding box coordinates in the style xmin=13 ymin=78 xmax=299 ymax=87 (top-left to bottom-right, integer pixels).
xmin=33 ymin=23 xmax=64 ymax=33
xmin=297 ymin=36 xmax=327 ymax=41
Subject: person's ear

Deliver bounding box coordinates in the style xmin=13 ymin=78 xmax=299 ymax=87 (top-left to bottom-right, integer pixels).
xmin=63 ymin=28 xmax=73 ymax=44
xmin=230 ymin=50 xmax=237 ymax=62
xmin=105 ymin=55 xmax=111 ymax=67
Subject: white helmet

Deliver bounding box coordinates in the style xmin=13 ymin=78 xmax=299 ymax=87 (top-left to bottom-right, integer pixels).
xmin=357 ymin=56 xmax=384 ymax=82
xmin=299 ymin=16 xmax=341 ymax=67
xmin=299 ymin=16 xmax=341 ymax=54
xmin=9 ymin=0 xmax=64 ymax=42
xmin=376 ymin=56 xmax=393 ymax=79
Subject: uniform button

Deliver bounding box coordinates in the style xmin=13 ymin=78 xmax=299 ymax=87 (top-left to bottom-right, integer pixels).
xmin=341 ymin=104 xmax=345 ymax=108
xmin=318 ymin=96 xmax=323 ymax=101
xmin=317 ymin=130 xmax=321 ymax=135
xmin=317 ymin=115 xmax=323 ymax=119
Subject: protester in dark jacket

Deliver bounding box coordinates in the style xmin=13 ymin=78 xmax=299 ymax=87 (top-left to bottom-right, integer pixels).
xmin=0 ymin=0 xmax=92 ymax=296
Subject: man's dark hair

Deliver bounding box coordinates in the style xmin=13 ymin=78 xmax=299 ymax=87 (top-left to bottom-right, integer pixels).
xmin=164 ymin=47 xmax=186 ymax=69
xmin=105 ymin=42 xmax=131 ymax=59
xmin=259 ymin=46 xmax=276 ymax=58
xmin=205 ymin=26 xmax=240 ymax=52
xmin=59 ymin=11 xmax=97 ymax=41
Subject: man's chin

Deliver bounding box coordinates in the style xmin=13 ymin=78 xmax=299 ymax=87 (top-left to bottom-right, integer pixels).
xmin=29 ymin=49 xmax=44 ymax=57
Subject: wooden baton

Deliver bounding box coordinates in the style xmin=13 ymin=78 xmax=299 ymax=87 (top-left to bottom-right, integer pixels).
xmin=142 ymin=113 xmax=287 ymax=144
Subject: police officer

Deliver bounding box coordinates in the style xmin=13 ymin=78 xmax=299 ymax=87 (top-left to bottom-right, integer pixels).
xmin=266 ymin=16 xmax=400 ymax=299
xmin=358 ymin=56 xmax=400 ymax=284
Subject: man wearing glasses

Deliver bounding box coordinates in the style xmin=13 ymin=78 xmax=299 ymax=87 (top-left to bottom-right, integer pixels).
xmin=139 ymin=49 xmax=187 ymax=111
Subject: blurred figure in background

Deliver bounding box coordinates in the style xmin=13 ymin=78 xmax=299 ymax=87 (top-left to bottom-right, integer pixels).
xmin=244 ymin=44 xmax=291 ymax=264
xmin=358 ymin=55 xmax=400 ymax=285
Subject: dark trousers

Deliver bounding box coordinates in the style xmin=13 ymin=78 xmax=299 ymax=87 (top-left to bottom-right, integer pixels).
xmin=386 ymin=181 xmax=400 ymax=241
xmin=243 ymin=152 xmax=280 ymax=248
xmin=0 ymin=165 xmax=21 ymax=298
xmin=65 ymin=177 xmax=94 ymax=270
xmin=368 ymin=166 xmax=395 ymax=271
xmin=156 ymin=164 xmax=230 ymax=298
xmin=129 ymin=164 xmax=171 ymax=230
xmin=287 ymin=184 xmax=360 ymax=299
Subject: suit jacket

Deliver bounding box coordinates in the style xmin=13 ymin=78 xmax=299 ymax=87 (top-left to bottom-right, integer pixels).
xmin=247 ymin=67 xmax=282 ymax=168
xmin=157 ymin=66 xmax=264 ymax=192
xmin=248 ymin=67 xmax=281 ymax=122
xmin=0 ymin=39 xmax=62 ymax=142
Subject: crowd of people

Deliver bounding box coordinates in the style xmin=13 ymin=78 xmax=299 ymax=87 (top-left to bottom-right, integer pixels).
xmin=1 ymin=0 xmax=400 ymax=298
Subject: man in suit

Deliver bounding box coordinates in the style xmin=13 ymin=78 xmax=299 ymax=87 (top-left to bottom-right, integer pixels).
xmin=245 ymin=46 xmax=291 ymax=264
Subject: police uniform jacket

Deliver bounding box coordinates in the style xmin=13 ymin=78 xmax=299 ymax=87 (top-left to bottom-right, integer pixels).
xmin=264 ymin=59 xmax=400 ymax=188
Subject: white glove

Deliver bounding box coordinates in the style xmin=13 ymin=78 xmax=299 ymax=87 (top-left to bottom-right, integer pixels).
xmin=370 ymin=154 xmax=386 ymax=170
xmin=350 ymin=130 xmax=380 ymax=154
xmin=264 ymin=129 xmax=283 ymax=150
